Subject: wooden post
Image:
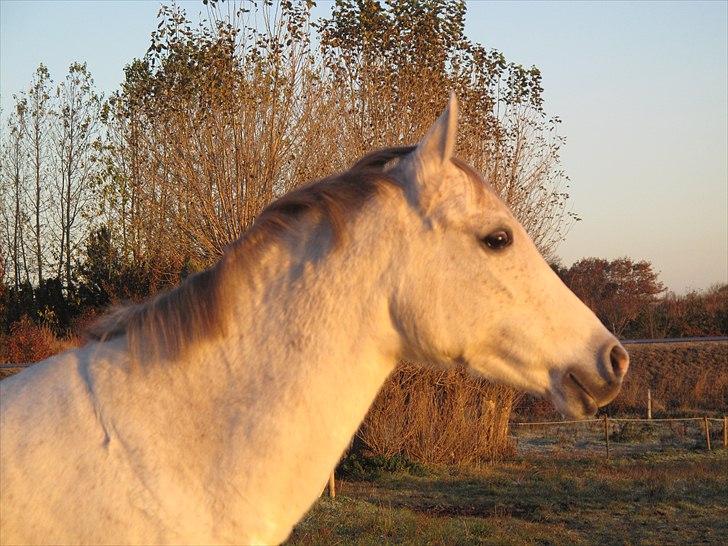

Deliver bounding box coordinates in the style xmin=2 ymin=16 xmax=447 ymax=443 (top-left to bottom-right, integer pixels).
xmin=703 ymin=416 xmax=711 ymax=451
xmin=328 ymin=471 xmax=336 ymax=498
xmin=647 ymin=389 xmax=652 ymax=419
xmin=723 ymin=416 xmax=727 ymax=448
xmin=604 ymin=415 xmax=610 ymax=459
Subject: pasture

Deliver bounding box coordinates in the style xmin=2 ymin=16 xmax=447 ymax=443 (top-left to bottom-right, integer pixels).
xmin=289 ymin=449 xmax=728 ymax=545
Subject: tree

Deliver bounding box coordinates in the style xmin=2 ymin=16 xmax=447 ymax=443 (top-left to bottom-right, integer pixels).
xmin=19 ymin=65 xmax=52 ymax=285
xmin=317 ymin=0 xmax=575 ymax=256
xmin=52 ymin=62 xmax=102 ymax=290
xmin=1 ymin=0 xmax=582 ymax=336
xmin=98 ymin=1 xmax=332 ymax=272
xmin=563 ymin=257 xmax=665 ymax=337
xmin=76 ymin=226 xmax=121 ymax=309
xmin=99 ymin=0 xmax=575 ymax=271
xmin=0 ymin=108 xmax=31 ymax=290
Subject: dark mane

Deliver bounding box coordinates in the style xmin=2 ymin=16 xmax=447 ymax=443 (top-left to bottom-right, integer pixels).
xmin=249 ymin=146 xmax=416 ymax=247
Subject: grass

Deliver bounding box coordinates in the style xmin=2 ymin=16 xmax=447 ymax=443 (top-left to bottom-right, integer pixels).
xmin=287 ymin=449 xmax=728 ymax=545
xmin=511 ymin=417 xmax=727 ymax=457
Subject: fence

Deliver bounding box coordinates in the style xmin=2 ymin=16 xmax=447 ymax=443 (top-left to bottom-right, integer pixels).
xmin=511 ymin=415 xmax=728 ymax=458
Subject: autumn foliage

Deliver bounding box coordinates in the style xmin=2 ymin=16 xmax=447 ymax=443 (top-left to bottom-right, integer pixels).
xmin=555 ymin=258 xmax=726 ymax=339
xmin=0 ymin=316 xmax=72 ymax=366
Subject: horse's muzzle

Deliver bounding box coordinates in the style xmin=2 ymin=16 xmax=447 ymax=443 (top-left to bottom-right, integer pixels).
xmin=559 ymin=341 xmax=630 ymax=418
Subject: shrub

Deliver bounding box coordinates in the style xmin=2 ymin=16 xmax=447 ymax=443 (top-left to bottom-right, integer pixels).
xmin=1 ymin=316 xmax=64 ymax=364
xmin=357 ymin=362 xmax=518 ymax=465
xmin=337 ymin=453 xmax=427 ymax=481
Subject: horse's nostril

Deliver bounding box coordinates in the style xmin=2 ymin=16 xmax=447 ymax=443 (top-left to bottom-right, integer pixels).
xmin=609 ymin=343 xmax=630 ymax=379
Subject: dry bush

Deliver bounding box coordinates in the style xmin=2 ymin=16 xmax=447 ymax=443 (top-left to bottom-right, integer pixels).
xmin=358 ymin=362 xmax=519 ymax=465
xmin=0 ymin=316 xmax=65 ymax=364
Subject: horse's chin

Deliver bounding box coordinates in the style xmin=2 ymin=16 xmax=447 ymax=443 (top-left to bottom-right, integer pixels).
xmin=548 ymin=377 xmax=600 ymax=420
xmin=555 ymin=400 xmax=598 ymax=420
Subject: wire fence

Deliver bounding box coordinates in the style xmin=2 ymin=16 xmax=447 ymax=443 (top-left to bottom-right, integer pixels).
xmin=510 ymin=415 xmax=727 ymax=457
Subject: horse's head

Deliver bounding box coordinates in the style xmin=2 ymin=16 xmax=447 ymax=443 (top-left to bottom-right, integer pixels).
xmin=386 ymin=94 xmax=628 ymax=418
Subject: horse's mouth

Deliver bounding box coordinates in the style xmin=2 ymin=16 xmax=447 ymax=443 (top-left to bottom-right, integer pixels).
xmin=568 ymin=373 xmax=598 ymax=413
xmin=558 ymin=372 xmax=599 ymax=418
xmin=547 ymin=341 xmax=628 ymax=419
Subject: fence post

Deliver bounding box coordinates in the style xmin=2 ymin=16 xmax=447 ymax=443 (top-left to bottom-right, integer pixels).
xmin=647 ymin=389 xmax=652 ymax=419
xmin=328 ymin=470 xmax=336 ymax=498
xmin=723 ymin=416 xmax=727 ymax=449
xmin=604 ymin=415 xmax=610 ymax=459
xmin=703 ymin=417 xmax=711 ymax=451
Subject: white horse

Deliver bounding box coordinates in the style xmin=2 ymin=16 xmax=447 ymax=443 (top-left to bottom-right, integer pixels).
xmin=0 ymin=95 xmax=628 ymax=545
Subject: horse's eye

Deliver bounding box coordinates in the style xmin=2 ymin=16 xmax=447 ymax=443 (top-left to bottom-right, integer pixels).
xmin=482 ymin=230 xmax=512 ymax=250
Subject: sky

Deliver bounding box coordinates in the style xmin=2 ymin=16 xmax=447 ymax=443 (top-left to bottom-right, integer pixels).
xmin=1 ymin=0 xmax=726 ymax=294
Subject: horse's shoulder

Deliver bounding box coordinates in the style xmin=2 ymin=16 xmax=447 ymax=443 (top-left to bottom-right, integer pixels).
xmin=0 ymin=344 xmax=122 ymax=436
xmin=2 ymin=349 xmax=80 ymax=397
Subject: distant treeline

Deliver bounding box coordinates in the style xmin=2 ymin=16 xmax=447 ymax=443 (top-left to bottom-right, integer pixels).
xmin=552 ymin=258 xmax=727 ymax=340
xmin=2 ymin=235 xmax=723 ymax=352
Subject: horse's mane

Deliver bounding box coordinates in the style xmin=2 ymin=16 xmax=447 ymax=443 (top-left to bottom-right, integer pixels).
xmin=85 ymin=146 xmax=417 ymax=361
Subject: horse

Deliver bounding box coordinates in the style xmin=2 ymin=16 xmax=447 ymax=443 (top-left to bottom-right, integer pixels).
xmin=0 ymin=94 xmax=628 ymax=545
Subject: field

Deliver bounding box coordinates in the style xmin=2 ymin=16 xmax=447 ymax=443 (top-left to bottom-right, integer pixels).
xmin=616 ymin=341 xmax=727 ymax=412
xmin=288 ymin=448 xmax=728 ymax=545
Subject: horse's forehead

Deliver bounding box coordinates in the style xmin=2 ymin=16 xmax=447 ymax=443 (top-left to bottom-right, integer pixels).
xmin=443 ymin=161 xmax=505 ymax=214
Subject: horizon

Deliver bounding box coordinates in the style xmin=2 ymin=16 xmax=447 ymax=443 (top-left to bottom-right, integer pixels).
xmin=1 ymin=0 xmax=726 ymax=294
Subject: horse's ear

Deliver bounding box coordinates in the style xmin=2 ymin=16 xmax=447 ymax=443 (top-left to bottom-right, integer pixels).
xmin=396 ymin=93 xmax=459 ymax=209
xmin=413 ymin=92 xmax=458 ymax=171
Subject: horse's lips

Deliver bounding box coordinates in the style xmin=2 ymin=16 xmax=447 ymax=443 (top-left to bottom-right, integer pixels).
xmin=564 ymin=372 xmax=599 ymax=417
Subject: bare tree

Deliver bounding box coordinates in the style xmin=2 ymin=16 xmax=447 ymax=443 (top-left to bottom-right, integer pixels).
xmin=101 ymin=1 xmax=334 ymax=271
xmin=18 ymin=65 xmax=52 ymax=285
xmin=52 ymin=63 xmax=102 ymax=290
xmin=0 ymin=109 xmax=31 ymax=290
xmin=475 ymin=107 xmax=576 ymax=258
xmin=101 ymin=61 xmax=147 ymax=264
xmin=319 ymin=0 xmax=575 ymax=257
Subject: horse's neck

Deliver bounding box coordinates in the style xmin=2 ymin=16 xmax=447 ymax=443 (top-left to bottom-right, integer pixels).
xmin=110 ymin=233 xmax=400 ymax=540
xmin=218 ymin=240 xmax=401 ymax=538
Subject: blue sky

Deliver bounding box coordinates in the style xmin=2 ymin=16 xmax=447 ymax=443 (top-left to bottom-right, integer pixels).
xmin=1 ymin=0 xmax=726 ymax=293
